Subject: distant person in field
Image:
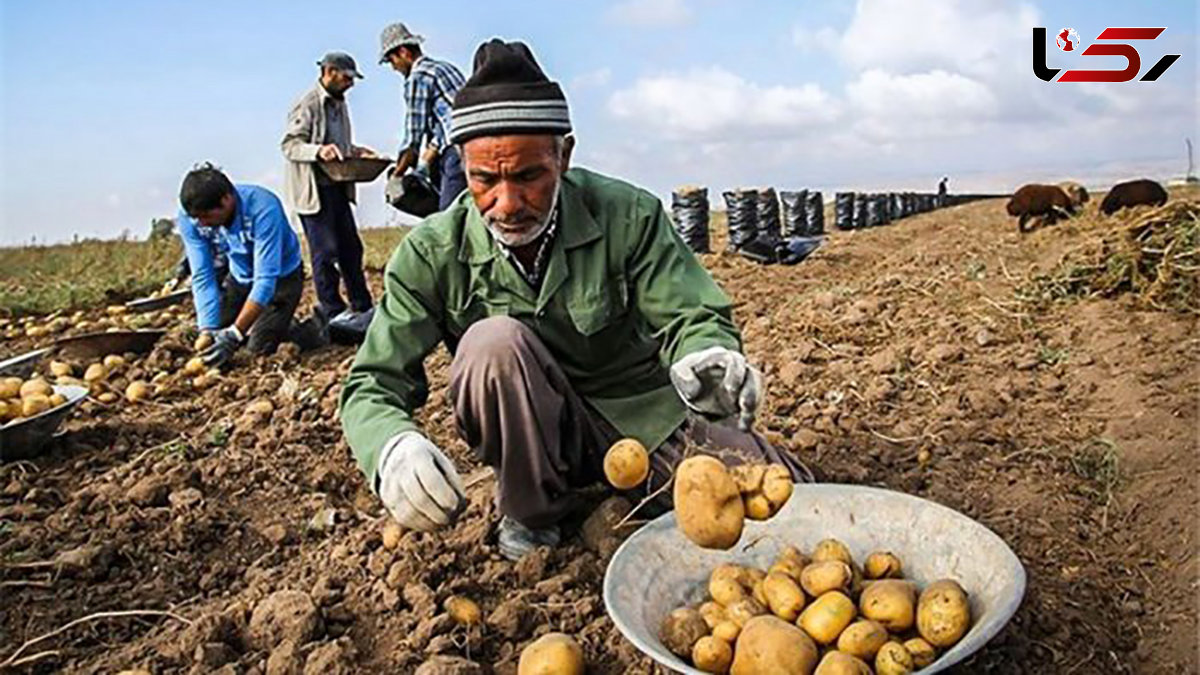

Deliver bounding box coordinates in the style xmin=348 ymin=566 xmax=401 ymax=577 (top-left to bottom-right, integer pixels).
xmin=177 ymin=165 xmax=307 ymax=367
xmin=340 ymin=39 xmax=804 ymax=560
xmin=378 ymin=22 xmax=468 ymax=210
xmin=937 ymin=176 xmax=949 ymax=206
xmin=282 ymin=51 xmax=378 ymax=333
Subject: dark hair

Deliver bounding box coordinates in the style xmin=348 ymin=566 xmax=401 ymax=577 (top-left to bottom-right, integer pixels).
xmin=399 ymin=43 xmax=422 ymax=58
xmin=180 ymin=163 xmax=234 ymax=215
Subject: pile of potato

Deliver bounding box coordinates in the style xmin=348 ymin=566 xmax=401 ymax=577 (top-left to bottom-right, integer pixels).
xmin=0 ymin=303 xmax=192 ymax=344
xmin=659 ymin=539 xmax=972 ymax=674
xmin=674 ymin=456 xmax=794 ymax=549
xmin=0 ymin=376 xmax=68 ymax=424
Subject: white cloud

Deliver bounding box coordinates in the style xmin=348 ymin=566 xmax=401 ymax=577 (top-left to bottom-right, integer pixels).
xmin=846 ymin=68 xmax=998 ymax=140
xmin=572 ymin=67 xmax=613 ymax=91
xmin=792 ymin=24 xmax=840 ymax=53
xmin=606 ymin=0 xmax=692 ymax=27
xmin=608 ymin=67 xmax=839 ymax=139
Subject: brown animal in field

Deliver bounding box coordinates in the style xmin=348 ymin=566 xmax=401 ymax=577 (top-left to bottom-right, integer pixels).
xmin=1006 ymin=184 xmax=1076 ymax=233
xmin=1057 ymin=181 xmax=1090 ymax=209
xmin=1100 ymin=178 xmax=1168 ymax=215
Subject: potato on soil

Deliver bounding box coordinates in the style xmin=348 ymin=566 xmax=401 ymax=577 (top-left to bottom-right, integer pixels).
xmin=673 ymin=455 xmax=745 ymax=549
xmin=660 ymin=607 xmax=710 ymax=659
xmin=125 ymin=381 xmax=152 ymax=403
xmin=860 ymin=579 xmax=917 ymax=632
xmin=20 ymin=378 xmax=53 ymax=399
xmin=798 ymin=590 xmax=856 ymax=645
xmin=815 ymin=651 xmax=872 ymax=675
xmin=603 ymin=438 xmax=650 ymax=489
xmin=836 ymin=619 xmax=889 ymax=661
xmin=811 ymin=538 xmax=853 ymax=566
xmin=917 ymin=579 xmax=971 ymax=647
xmin=864 ymin=551 xmax=903 ymax=579
xmin=692 ymin=636 xmax=734 ymax=674
xmin=0 ymin=377 xmax=21 ymax=399
xmin=84 ymin=363 xmax=108 ymax=382
xmin=97 ymin=391 xmax=119 ymax=404
xmin=49 ymin=361 xmax=74 ymax=377
xmin=875 ymin=641 xmax=915 ymax=675
xmin=800 ymin=560 xmax=852 ymax=597
xmin=102 ymin=354 xmax=127 ymax=369
xmin=444 ymin=595 xmax=482 ymax=626
xmin=183 ymin=357 xmax=207 ymax=376
xmin=763 ymin=571 xmax=806 ymax=621
xmin=22 ymin=394 xmax=51 ymax=417
xmin=903 ymin=637 xmax=937 ymax=668
xmin=730 ymin=615 xmax=818 ymax=675
xmin=194 ymin=333 xmax=215 ymax=351
xmin=517 ymin=632 xmax=585 ymax=675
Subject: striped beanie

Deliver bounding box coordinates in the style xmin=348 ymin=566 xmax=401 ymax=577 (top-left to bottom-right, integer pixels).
xmin=449 ymin=39 xmax=571 ymax=145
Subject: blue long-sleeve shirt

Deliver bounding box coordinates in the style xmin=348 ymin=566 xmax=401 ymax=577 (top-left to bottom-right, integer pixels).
xmin=178 ymin=184 xmax=303 ymax=329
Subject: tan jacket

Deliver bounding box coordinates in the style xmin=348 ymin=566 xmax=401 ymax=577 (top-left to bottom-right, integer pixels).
xmin=281 ymin=83 xmax=355 ymax=216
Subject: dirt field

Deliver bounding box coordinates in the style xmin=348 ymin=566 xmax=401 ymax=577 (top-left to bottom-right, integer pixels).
xmin=1 ymin=189 xmax=1196 ymax=674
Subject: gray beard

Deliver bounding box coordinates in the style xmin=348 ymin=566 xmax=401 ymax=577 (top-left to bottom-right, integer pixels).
xmin=485 ymin=183 xmax=560 ymax=248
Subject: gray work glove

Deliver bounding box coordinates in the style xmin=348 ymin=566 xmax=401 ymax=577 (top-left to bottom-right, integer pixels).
xmin=377 ymin=432 xmax=465 ymax=532
xmin=669 ymin=346 xmax=762 ymax=431
xmin=201 ymin=325 xmax=243 ymax=367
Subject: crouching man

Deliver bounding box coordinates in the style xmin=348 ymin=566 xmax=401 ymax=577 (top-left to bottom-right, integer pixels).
xmin=178 ymin=164 xmax=317 ymax=367
xmin=339 ymin=40 xmax=802 ymax=560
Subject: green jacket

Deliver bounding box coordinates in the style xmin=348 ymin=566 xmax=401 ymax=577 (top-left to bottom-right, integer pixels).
xmin=339 ymin=167 xmax=741 ymax=485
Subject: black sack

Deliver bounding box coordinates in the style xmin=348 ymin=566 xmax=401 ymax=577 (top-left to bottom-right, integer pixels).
xmin=805 ymin=191 xmax=825 ymax=235
xmin=722 ymin=189 xmax=759 ymax=250
xmin=835 ymin=192 xmax=855 ymax=231
xmin=755 ymin=187 xmax=783 ymax=246
xmin=671 ymin=186 xmax=711 ymax=254
xmin=780 ymin=190 xmax=808 ymax=238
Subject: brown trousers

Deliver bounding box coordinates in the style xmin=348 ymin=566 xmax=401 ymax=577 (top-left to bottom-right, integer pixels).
xmin=448 ymin=317 xmax=805 ymax=529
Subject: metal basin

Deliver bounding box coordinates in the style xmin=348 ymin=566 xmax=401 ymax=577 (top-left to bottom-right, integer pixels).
xmin=126 ymin=288 xmax=191 ymax=313
xmin=52 ymin=330 xmax=165 ymax=360
xmin=318 ymin=157 xmax=393 ymax=183
xmin=0 ymin=384 xmax=89 ymax=461
xmin=603 ymin=483 xmax=1025 ymax=674
xmin=0 ymin=349 xmax=52 ymax=378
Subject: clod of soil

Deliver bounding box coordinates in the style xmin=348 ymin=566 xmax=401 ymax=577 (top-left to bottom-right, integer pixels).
xmin=248 ymin=590 xmax=324 ymax=650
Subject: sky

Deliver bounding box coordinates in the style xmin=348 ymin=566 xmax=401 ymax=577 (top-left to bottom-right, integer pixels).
xmin=0 ymin=0 xmax=1196 ymax=246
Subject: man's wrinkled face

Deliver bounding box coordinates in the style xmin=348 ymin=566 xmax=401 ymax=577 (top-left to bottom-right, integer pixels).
xmin=192 ymin=193 xmax=236 ymax=229
xmin=462 ymin=134 xmax=574 ymax=247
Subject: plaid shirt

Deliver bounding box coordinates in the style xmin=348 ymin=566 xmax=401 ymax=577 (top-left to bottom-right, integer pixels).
xmin=400 ymin=55 xmax=465 ymax=154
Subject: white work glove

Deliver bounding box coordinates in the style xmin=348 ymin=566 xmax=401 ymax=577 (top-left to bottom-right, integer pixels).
xmin=669 ymin=346 xmax=762 ymax=431
xmin=377 ymin=432 xmax=465 ymax=532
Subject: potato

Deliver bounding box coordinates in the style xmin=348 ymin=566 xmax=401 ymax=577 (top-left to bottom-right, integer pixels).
xmin=725 ymin=597 xmax=767 ymax=628
xmin=712 ymin=620 xmax=741 ymax=643
xmin=761 ymin=464 xmax=793 ymax=510
xmin=194 ymin=333 xmax=215 ymax=351
xmin=693 ymin=636 xmax=734 ymax=674
xmin=49 ymin=361 xmax=74 ymax=378
xmin=751 ymin=576 xmax=769 ymax=606
xmin=798 ymin=591 xmax=856 ymax=645
xmin=673 ymin=456 xmax=745 ymax=549
xmin=710 ymin=564 xmax=749 ymax=606
xmin=763 ymin=571 xmax=806 ymax=621
xmin=743 ymin=492 xmax=773 ymax=520
xmin=699 ymin=601 xmax=727 ymax=630
xmin=106 ymin=305 xmax=128 ymax=316
xmin=812 ymin=538 xmax=853 ymax=566
xmin=518 ymin=632 xmax=585 ymax=675
xmin=84 ymin=363 xmax=108 ymax=383
xmin=125 ymin=381 xmax=152 ymax=403
xmin=729 ymin=463 xmax=766 ymax=494
xmin=903 ymin=637 xmax=937 ymax=668
xmin=103 ymin=354 xmax=126 ymax=369
xmin=22 ymin=394 xmax=51 ymax=417
xmin=800 ymin=560 xmax=852 ymax=597
xmin=444 ymin=595 xmax=482 ymax=626
xmin=97 ymin=392 xmax=119 ymax=404
xmin=864 ymin=552 xmax=903 ymax=580
xmin=603 ymin=438 xmax=650 ymax=490
xmin=381 ymin=522 xmax=403 ymax=550
xmin=779 ymin=545 xmax=810 ymax=567
xmin=0 ymin=377 xmax=21 ymax=399
xmin=741 ymin=567 xmax=766 ymax=588
xmin=193 ymin=374 xmax=217 ymax=390
xmin=20 ymin=378 xmax=53 ymax=399
xmin=917 ymin=579 xmax=971 ymax=647
xmin=730 ymin=615 xmax=818 ymax=675
xmin=836 ymin=619 xmax=889 ymax=661
xmin=814 ymin=651 xmax=872 ymax=675
xmin=183 ymin=357 xmax=207 ymax=376
xmin=48 ymin=393 xmax=67 ymax=407
xmin=660 ymin=608 xmax=710 ymax=659
xmin=875 ymin=641 xmax=914 ymax=675
xmin=860 ymin=579 xmax=916 ymax=632
xmin=769 ymin=557 xmax=806 ymax=583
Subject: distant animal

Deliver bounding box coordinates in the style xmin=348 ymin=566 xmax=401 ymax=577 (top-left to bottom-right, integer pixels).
xmin=1006 ymin=184 xmax=1075 ymax=233
xmin=1100 ymin=178 xmax=1168 ymax=215
xmin=1057 ymin=181 xmax=1090 ymax=209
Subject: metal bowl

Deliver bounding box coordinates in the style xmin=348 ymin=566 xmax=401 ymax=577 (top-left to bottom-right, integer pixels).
xmin=603 ymin=483 xmax=1026 ymax=674
xmin=0 ymin=384 xmax=89 ymax=461
xmin=0 ymin=348 xmax=52 ymax=378
xmin=52 ymin=330 xmax=165 ymax=360
xmin=318 ymin=157 xmax=393 ymax=183
xmin=126 ymin=288 xmax=191 ymax=313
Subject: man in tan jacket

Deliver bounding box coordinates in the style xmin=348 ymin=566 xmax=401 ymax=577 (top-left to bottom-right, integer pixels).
xmin=282 ymin=52 xmax=377 ymax=331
